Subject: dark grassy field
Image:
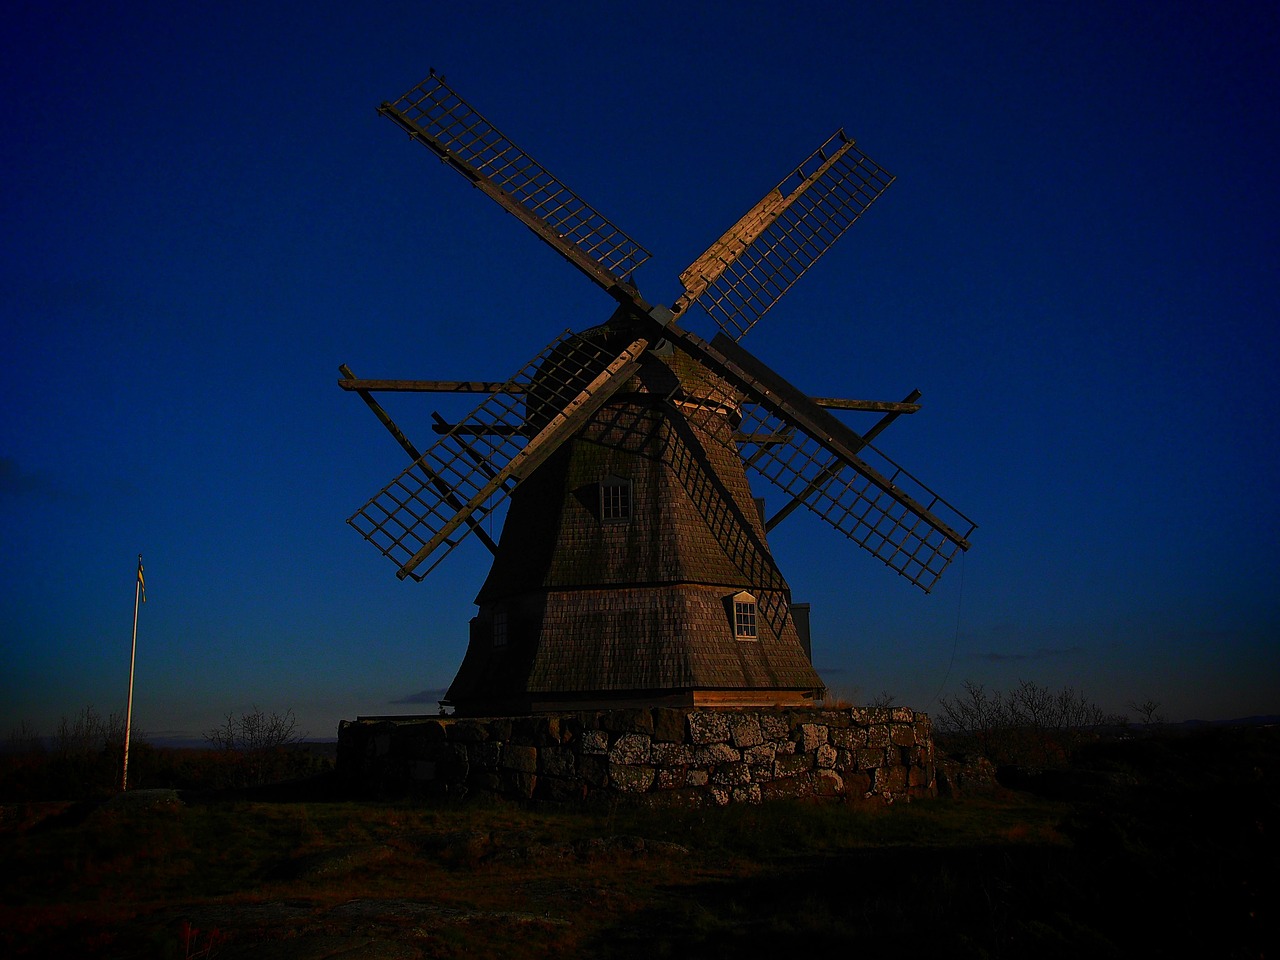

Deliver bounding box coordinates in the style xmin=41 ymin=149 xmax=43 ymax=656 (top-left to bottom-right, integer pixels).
xmin=1 ymin=726 xmax=1275 ymax=959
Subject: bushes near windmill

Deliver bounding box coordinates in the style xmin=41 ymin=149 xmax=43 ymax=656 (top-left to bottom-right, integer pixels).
xmin=937 ymin=679 xmax=1120 ymax=768
xmin=202 ymin=705 xmax=323 ymax=789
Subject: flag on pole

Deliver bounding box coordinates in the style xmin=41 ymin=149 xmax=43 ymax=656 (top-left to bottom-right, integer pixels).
xmin=137 ymin=555 xmax=145 ymax=602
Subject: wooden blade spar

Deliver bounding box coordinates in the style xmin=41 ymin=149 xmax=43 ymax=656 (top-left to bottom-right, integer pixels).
xmin=348 ymin=334 xmax=649 ymax=581
xmin=380 ymin=70 xmax=653 ymax=307
xmin=660 ymin=327 xmax=975 ymax=591
xmin=672 ymin=131 xmax=895 ymax=342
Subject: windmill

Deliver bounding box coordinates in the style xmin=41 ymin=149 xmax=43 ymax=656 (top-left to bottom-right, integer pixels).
xmin=341 ymin=71 xmax=976 ymax=716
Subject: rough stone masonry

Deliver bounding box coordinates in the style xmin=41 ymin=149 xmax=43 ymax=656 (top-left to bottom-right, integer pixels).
xmin=338 ymin=706 xmax=936 ymax=805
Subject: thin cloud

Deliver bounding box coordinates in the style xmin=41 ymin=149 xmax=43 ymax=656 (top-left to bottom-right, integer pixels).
xmin=390 ymin=689 xmax=448 ymax=705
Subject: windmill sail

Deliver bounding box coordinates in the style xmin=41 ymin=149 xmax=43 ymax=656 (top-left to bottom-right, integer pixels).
xmin=734 ymin=403 xmax=974 ymax=590
xmin=381 ymin=71 xmax=652 ymax=296
xmin=664 ymin=328 xmax=975 ymax=591
xmin=349 ymin=332 xmax=648 ymax=580
xmin=674 ymin=131 xmax=894 ymax=341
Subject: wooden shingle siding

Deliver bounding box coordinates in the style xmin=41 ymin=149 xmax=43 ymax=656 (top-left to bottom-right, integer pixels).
xmin=447 ymin=324 xmax=825 ymax=715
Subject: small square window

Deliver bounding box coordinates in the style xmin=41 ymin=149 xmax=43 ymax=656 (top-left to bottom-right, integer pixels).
xmin=492 ymin=609 xmax=508 ymax=648
xmin=600 ymin=475 xmax=632 ymax=523
xmin=732 ymin=592 xmax=758 ymax=640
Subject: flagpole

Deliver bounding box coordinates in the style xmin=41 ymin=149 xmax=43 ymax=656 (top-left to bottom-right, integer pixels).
xmin=122 ymin=554 xmax=143 ymax=791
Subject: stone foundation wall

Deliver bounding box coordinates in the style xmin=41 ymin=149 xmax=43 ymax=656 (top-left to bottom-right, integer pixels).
xmin=337 ymin=706 xmax=936 ymax=805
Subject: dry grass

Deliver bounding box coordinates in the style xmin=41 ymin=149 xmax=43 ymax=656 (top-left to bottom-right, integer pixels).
xmin=1 ymin=726 xmax=1276 ymax=958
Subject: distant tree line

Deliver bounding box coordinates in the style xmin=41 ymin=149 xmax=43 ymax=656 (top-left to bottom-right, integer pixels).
xmin=1 ymin=705 xmax=329 ymax=801
xmin=936 ymin=679 xmax=1155 ymax=767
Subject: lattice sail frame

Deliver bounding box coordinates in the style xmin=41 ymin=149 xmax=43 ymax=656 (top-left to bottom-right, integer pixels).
xmin=348 ymin=332 xmax=638 ymax=580
xmin=382 ymin=72 xmax=651 ymax=285
xmin=677 ymin=131 xmax=895 ymax=341
xmin=733 ymin=404 xmax=975 ymax=591
xmin=660 ymin=326 xmax=975 ymax=593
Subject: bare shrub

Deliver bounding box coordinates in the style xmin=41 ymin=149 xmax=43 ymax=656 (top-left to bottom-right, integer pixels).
xmin=938 ymin=680 xmax=1114 ymax=767
xmin=1129 ymin=697 xmax=1164 ymax=726
xmin=55 ymin=705 xmax=126 ymax=756
xmin=204 ymin=706 xmax=310 ymax=788
xmin=205 ymin=705 xmax=304 ymax=752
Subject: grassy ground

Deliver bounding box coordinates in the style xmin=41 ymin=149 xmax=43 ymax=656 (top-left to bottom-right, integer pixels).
xmin=1 ymin=726 xmax=1275 ymax=959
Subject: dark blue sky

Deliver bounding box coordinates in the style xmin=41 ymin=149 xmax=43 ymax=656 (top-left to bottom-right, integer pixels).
xmin=3 ymin=1 xmax=1276 ymax=740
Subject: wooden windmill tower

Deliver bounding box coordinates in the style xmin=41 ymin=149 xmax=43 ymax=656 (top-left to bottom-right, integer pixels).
xmin=341 ymin=71 xmax=976 ymax=717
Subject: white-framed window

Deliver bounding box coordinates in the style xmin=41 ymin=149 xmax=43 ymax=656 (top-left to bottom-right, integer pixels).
xmin=492 ymin=608 xmax=508 ymax=648
xmin=600 ymin=474 xmax=632 ymax=523
xmin=732 ymin=591 xmax=758 ymax=640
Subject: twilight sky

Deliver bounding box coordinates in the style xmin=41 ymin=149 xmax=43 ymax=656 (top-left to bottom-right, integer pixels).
xmin=2 ymin=1 xmax=1276 ymax=742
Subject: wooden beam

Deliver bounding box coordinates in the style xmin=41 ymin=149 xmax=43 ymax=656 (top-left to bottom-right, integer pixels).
xmin=809 ymin=397 xmax=919 ymax=413
xmin=339 ymin=364 xmax=498 ymax=556
xmin=765 ymin=389 xmax=922 ymax=533
xmin=339 ymin=378 xmax=918 ymax=414
xmin=396 ymin=338 xmax=650 ymax=580
xmin=339 ymin=379 xmax=523 ymax=393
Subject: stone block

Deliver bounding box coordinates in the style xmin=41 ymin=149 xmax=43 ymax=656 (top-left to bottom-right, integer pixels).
xmin=448 ymin=720 xmax=490 ymax=743
xmin=875 ymin=765 xmax=908 ymax=794
xmin=798 ymin=723 xmax=829 ymax=752
xmin=865 ymin=724 xmax=891 ymax=748
xmin=731 ymin=717 xmax=764 ymax=748
xmin=484 ymin=719 xmax=513 ymax=742
xmin=656 ymin=767 xmax=687 ymax=790
xmin=652 ymin=708 xmax=687 ymax=743
xmin=468 ymin=742 xmax=502 ymax=771
xmin=856 ymin=748 xmax=885 ymax=770
xmin=578 ymin=754 xmax=610 ymax=788
xmin=761 ymin=774 xmax=816 ymax=801
xmin=759 ymin=714 xmax=791 ymax=741
xmin=609 ymin=763 xmax=655 ymax=793
xmin=828 ymin=727 xmax=863 ymax=750
xmin=711 ymin=761 xmax=752 ymax=786
xmin=843 ymin=771 xmax=871 ymax=795
xmin=694 ymin=742 xmax=740 ymax=765
xmin=688 ymin=711 xmax=732 ymax=745
xmin=816 ymin=743 xmax=838 ymax=769
xmin=651 ymin=742 xmax=695 ymax=766
xmin=891 ymin=706 xmax=915 ymax=723
xmin=608 ymin=733 xmax=652 ymax=764
xmin=890 ymin=724 xmax=916 ymax=747
xmin=600 ymin=709 xmax=654 ymax=735
xmin=774 ymin=753 xmax=812 ymax=779
xmin=743 ymin=743 xmax=776 ymax=766
xmin=503 ymin=744 xmax=537 ymax=774
xmin=815 ymin=769 xmax=845 ymax=796
xmin=732 ymin=783 xmax=762 ymax=805
xmin=539 ymin=745 xmax=576 ymax=778
xmin=581 ymin=729 xmax=609 ymax=755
